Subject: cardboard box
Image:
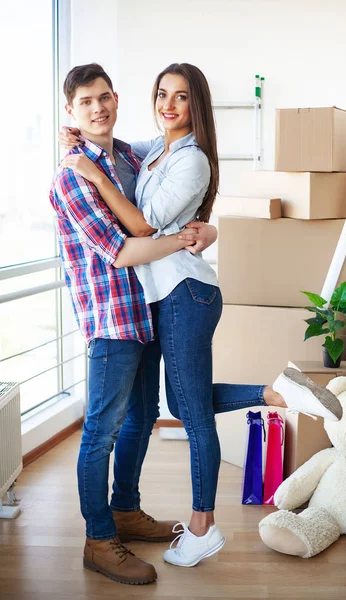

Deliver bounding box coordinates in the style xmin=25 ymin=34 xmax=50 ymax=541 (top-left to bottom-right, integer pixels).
xmin=214 ymin=196 xmax=281 ymax=219
xmin=288 ymin=360 xmax=346 ymax=385
xmin=218 ymin=217 xmax=346 ymax=307
xmin=275 ymin=107 xmax=346 ymax=172
xmin=216 ymin=170 xmax=346 ymax=220
xmin=283 ymin=412 xmax=331 ymax=479
xmin=283 ymin=360 xmax=346 ymax=477
xmin=214 ymin=305 xmax=328 ymax=468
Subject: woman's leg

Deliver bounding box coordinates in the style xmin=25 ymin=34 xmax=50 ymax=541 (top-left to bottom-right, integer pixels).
xmin=158 ymin=279 xmax=223 ymax=536
xmin=166 ymin=369 xmax=284 ymax=420
xmin=212 ymin=383 xmax=284 ymax=413
xmin=165 ymin=371 xmax=181 ymax=420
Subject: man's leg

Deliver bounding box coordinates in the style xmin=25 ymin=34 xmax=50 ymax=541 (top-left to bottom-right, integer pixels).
xmin=110 ymin=310 xmax=179 ymax=542
xmin=77 ymin=337 xmax=156 ymax=585
xmin=110 ymin=333 xmax=161 ymax=513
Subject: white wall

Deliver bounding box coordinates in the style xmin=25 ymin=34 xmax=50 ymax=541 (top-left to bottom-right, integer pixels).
xmin=70 ymin=0 xmax=118 ymax=80
xmin=69 ymin=0 xmax=346 ymax=172
xmin=69 ymin=0 xmax=346 ymax=417
xmin=114 ymin=0 xmax=346 ymax=179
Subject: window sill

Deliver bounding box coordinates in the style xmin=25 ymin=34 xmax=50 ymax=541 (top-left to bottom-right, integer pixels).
xmin=21 ymin=394 xmax=85 ymax=456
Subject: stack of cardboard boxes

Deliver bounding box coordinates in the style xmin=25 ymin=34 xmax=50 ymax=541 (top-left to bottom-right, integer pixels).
xmin=214 ymin=107 xmax=346 ymax=473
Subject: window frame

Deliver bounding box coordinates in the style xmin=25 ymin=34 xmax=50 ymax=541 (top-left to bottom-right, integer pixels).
xmin=0 ymin=0 xmax=87 ymax=419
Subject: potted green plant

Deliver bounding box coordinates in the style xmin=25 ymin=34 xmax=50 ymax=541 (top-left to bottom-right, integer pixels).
xmin=302 ymin=282 xmax=346 ymax=368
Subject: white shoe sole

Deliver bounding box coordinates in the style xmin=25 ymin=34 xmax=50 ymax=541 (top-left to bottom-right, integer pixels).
xmin=164 ymin=536 xmax=226 ymax=567
xmin=274 ymin=368 xmax=343 ymax=422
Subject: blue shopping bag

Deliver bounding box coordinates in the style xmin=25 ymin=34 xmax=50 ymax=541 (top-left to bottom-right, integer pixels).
xmin=242 ymin=411 xmax=266 ymax=505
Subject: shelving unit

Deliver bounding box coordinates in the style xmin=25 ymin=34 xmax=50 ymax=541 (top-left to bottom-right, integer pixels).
xmin=213 ymin=75 xmax=265 ymax=169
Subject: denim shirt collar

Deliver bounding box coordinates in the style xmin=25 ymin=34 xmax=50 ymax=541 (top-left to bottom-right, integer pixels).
xmin=167 ymin=132 xmax=198 ymax=152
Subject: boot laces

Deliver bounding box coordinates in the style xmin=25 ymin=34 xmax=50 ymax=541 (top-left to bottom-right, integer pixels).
xmin=109 ymin=538 xmax=134 ymax=559
xmin=169 ymin=522 xmax=187 ymax=550
xmin=139 ymin=509 xmax=156 ymax=524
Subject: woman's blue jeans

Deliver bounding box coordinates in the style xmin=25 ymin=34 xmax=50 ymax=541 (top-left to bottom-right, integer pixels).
xmin=77 ymin=280 xmax=266 ymax=539
xmin=158 ymin=279 xmax=266 ymax=512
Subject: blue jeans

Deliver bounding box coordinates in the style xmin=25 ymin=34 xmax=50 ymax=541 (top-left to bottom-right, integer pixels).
xmin=157 ymin=279 xmax=266 ymax=512
xmin=77 ymin=334 xmax=161 ymax=540
xmin=78 ymin=281 xmax=266 ymax=539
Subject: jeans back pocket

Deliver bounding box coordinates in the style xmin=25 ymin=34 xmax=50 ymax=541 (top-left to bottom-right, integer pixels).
xmin=185 ymin=278 xmax=218 ymax=305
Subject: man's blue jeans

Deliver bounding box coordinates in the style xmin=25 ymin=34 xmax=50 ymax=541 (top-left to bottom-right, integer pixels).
xmin=77 ymin=334 xmax=161 ymax=540
xmin=78 ymin=284 xmax=266 ymax=539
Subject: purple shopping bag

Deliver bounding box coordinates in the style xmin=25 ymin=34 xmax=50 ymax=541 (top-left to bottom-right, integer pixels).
xmin=242 ymin=411 xmax=266 ymax=505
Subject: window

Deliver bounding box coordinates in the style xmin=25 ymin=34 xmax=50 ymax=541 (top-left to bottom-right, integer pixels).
xmin=0 ymin=1 xmax=86 ymax=416
xmin=0 ymin=1 xmax=56 ymax=267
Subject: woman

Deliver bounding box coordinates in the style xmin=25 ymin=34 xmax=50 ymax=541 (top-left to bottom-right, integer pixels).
xmin=60 ymin=63 xmax=342 ymax=567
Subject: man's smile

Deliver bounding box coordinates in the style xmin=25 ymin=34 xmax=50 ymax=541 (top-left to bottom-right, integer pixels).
xmin=92 ymin=115 xmax=109 ymax=123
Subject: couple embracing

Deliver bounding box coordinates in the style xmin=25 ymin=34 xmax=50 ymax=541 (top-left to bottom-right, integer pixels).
xmin=50 ymin=62 xmax=342 ymax=585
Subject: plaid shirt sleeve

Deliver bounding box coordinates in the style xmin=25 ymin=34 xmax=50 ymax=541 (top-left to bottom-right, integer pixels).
xmin=56 ymin=167 xmax=126 ymax=265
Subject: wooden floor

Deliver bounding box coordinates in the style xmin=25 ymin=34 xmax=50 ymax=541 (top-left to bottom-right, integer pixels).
xmin=1 ymin=430 xmax=345 ymax=600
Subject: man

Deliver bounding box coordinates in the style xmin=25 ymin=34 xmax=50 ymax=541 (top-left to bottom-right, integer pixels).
xmin=50 ymin=63 xmax=217 ymax=586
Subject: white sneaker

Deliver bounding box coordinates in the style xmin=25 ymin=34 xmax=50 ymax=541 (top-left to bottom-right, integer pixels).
xmin=273 ymin=367 xmax=343 ymax=422
xmin=163 ymin=522 xmax=225 ymax=567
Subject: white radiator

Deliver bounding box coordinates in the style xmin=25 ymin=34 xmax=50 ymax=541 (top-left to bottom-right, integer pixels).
xmin=0 ymin=382 xmax=22 ymax=518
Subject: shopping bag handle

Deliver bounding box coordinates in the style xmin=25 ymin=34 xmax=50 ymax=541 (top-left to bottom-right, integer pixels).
xmin=267 ymin=412 xmax=285 ymax=445
xmin=246 ymin=412 xmax=266 ymax=442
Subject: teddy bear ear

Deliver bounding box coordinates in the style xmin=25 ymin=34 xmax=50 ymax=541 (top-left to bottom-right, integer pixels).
xmin=326 ymin=376 xmax=346 ymax=397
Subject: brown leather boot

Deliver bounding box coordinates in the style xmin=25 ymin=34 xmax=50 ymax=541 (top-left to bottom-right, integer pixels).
xmin=83 ymin=537 xmax=157 ymax=585
xmin=113 ymin=509 xmax=179 ymax=543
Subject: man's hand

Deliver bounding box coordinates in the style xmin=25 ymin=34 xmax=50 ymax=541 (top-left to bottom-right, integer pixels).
xmin=59 ymin=126 xmax=82 ymax=151
xmin=178 ymin=221 xmax=218 ymax=254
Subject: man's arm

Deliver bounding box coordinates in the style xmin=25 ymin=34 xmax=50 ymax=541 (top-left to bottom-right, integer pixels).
xmin=54 ymin=168 xmax=217 ymax=269
xmin=177 ymin=221 xmax=218 ymax=253
xmin=113 ymin=228 xmax=197 ymax=268
xmin=113 ymin=221 xmax=218 ymax=268
xmin=52 ymin=168 xmax=199 ymax=269
xmin=54 ymin=168 xmax=127 ymax=265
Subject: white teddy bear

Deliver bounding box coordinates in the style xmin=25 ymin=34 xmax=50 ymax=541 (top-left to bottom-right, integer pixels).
xmin=259 ymin=376 xmax=346 ymax=558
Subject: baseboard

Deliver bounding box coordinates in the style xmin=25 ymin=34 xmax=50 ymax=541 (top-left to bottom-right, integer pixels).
xmin=154 ymin=419 xmax=183 ymax=428
xmin=23 ymin=417 xmax=84 ymax=467
xmin=23 ymin=417 xmax=183 ymax=466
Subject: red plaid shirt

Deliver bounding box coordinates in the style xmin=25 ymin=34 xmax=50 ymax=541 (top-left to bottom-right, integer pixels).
xmin=49 ymin=137 xmax=153 ymax=344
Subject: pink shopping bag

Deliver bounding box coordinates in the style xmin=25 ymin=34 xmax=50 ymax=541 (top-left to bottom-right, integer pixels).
xmin=263 ymin=411 xmax=284 ymax=505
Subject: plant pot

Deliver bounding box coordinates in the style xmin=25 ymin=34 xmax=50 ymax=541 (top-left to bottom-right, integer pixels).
xmin=322 ymin=344 xmax=342 ymax=368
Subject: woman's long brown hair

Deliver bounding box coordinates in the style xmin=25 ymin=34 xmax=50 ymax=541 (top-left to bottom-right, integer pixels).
xmin=152 ymin=63 xmax=219 ymax=223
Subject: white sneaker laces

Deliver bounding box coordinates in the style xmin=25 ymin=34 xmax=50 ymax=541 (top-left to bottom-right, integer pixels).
xmin=169 ymin=522 xmax=186 ymax=550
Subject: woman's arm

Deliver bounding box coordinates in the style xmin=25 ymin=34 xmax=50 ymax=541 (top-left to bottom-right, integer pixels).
xmin=113 ymin=229 xmax=195 ymax=268
xmin=58 ymin=128 xmax=157 ymax=162
xmin=96 ymin=172 xmax=155 ymax=237
xmin=130 ymin=139 xmax=157 ymax=161
xmin=61 ymin=153 xmax=155 ymax=237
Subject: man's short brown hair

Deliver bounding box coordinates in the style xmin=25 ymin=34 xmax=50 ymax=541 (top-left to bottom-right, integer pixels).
xmin=63 ymin=63 xmax=114 ymax=105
